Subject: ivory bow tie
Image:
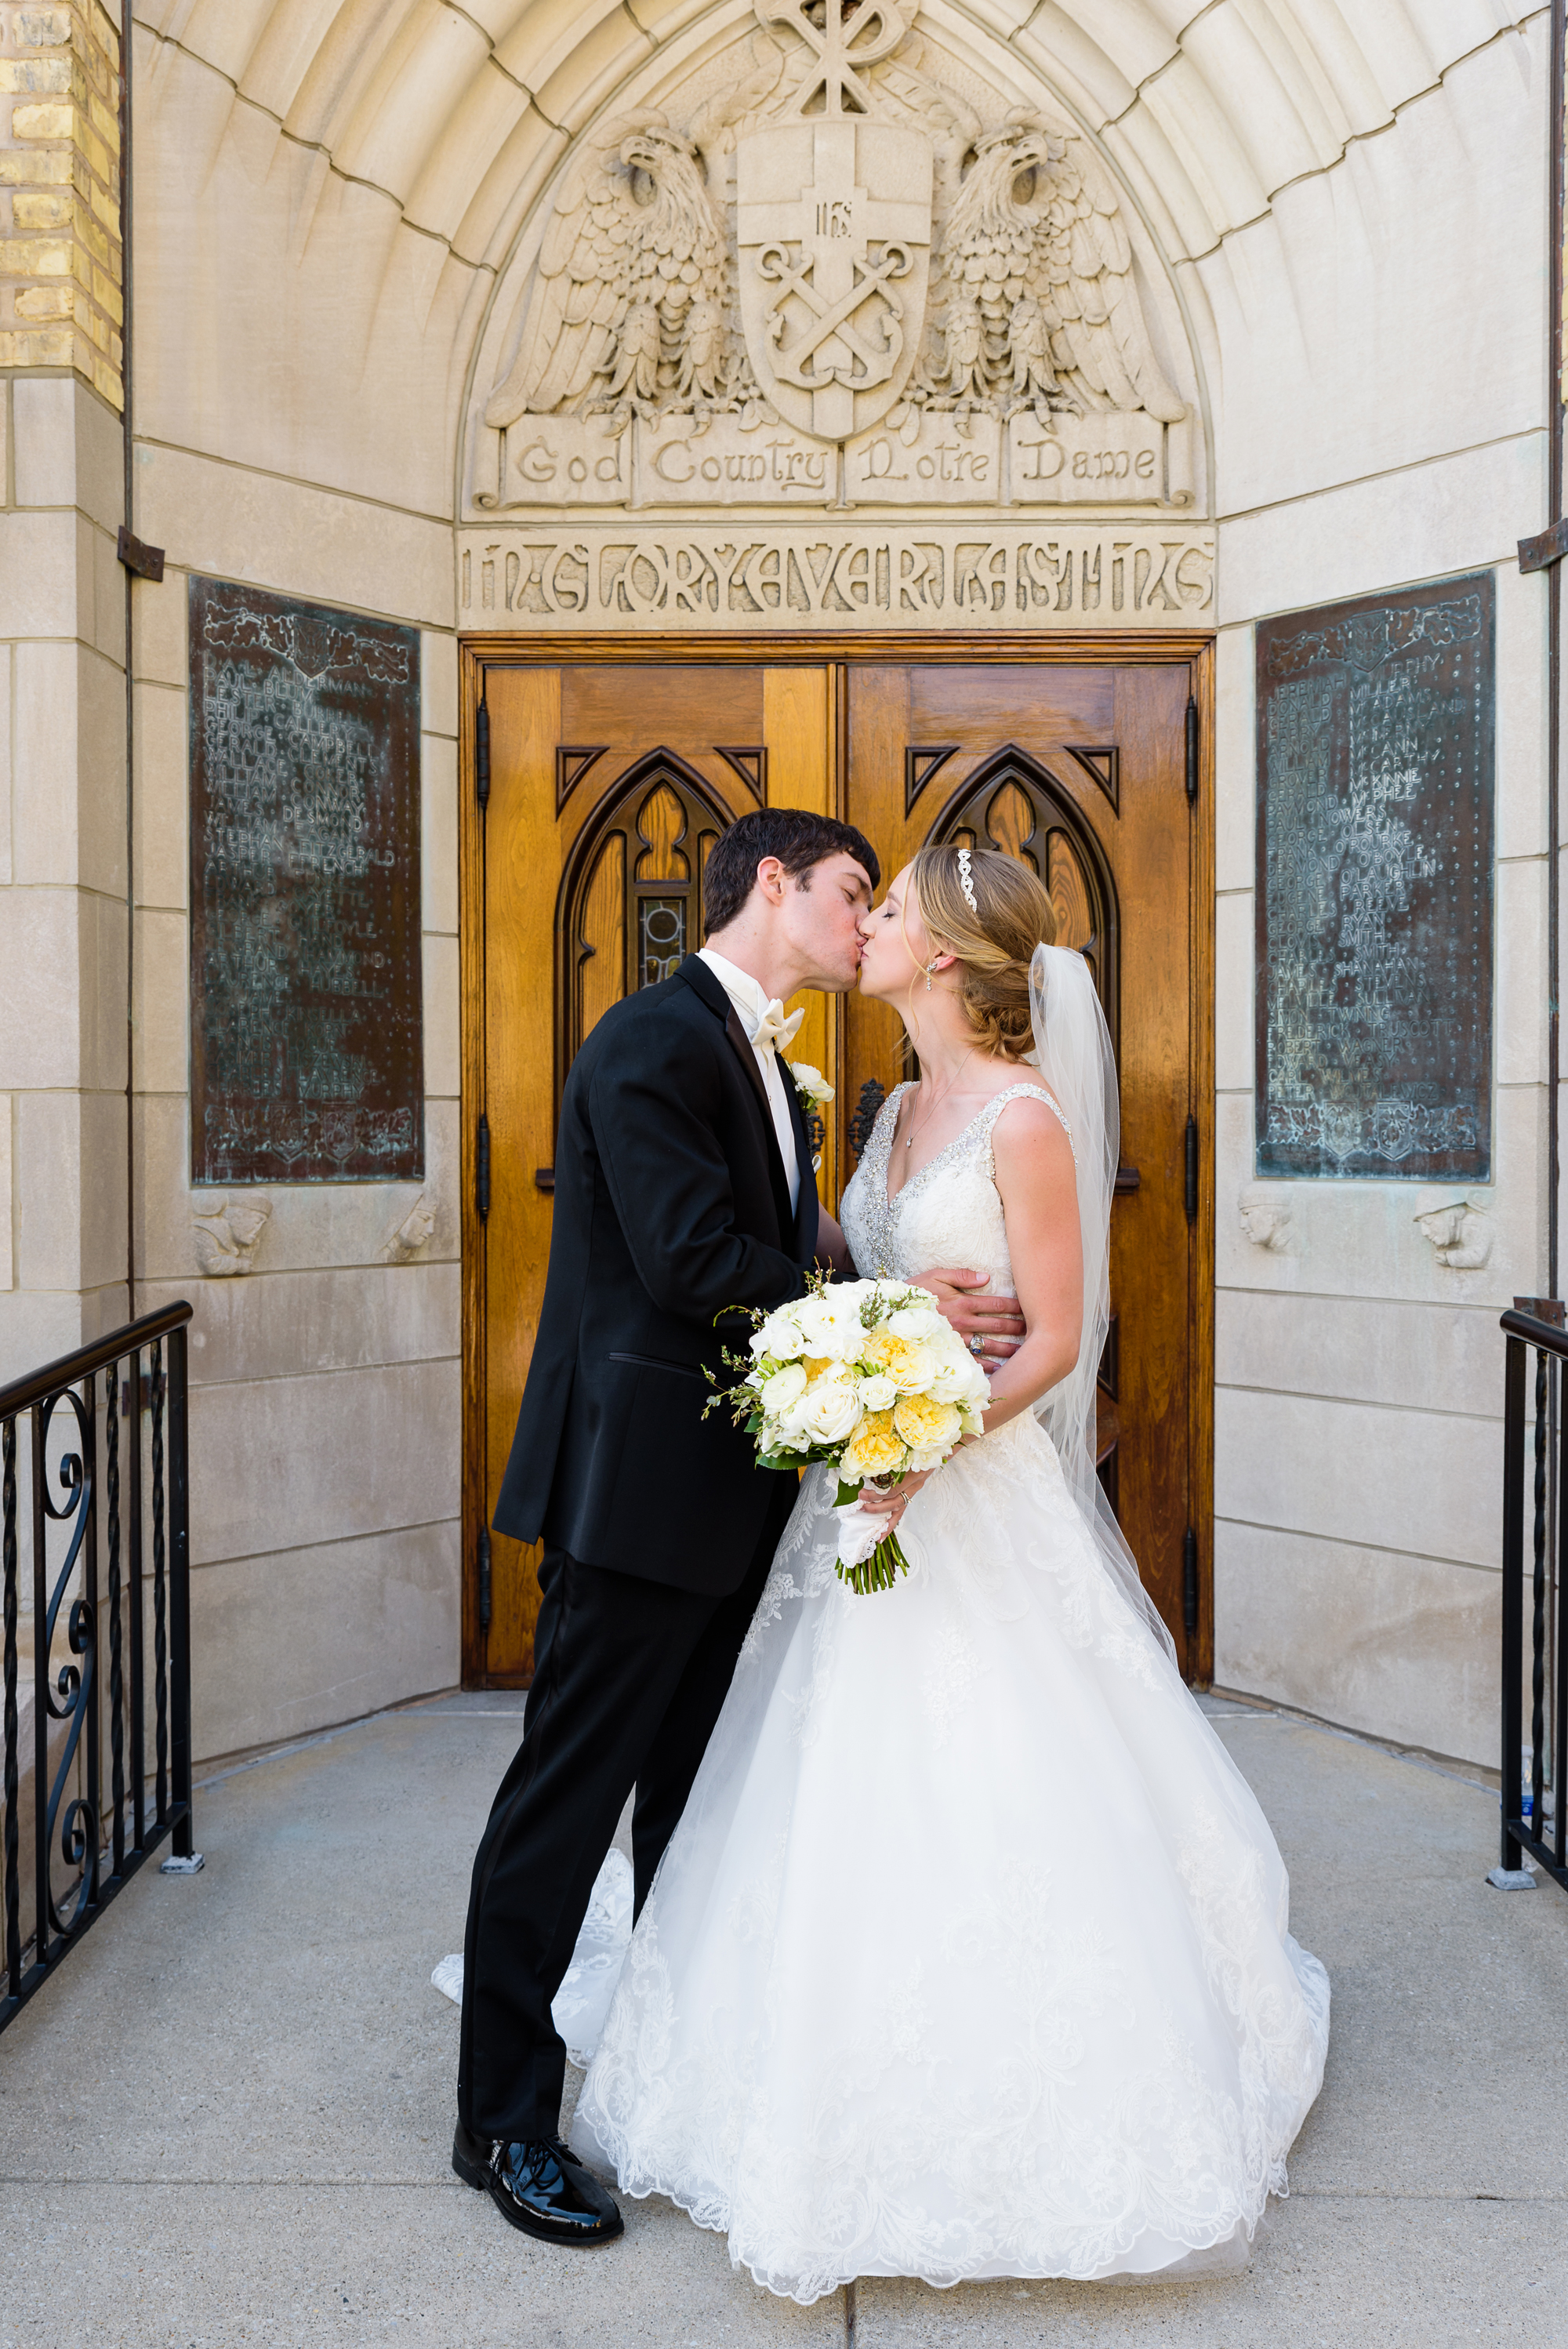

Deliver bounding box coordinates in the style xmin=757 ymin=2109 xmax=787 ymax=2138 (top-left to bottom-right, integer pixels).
xmin=751 ymin=1000 xmax=804 ymax=1054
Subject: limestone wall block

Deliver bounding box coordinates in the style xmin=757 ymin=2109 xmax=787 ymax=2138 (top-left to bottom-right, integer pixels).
xmin=423 ymin=933 xmax=459 ymax=1101
xmin=187 ymin=1356 xmax=460 ymax=1566
xmin=452 ymin=101 xmax=566 ymax=270
xmin=1213 ymin=1521 xmax=1497 ymax=1767
xmin=12 ymin=373 xmax=122 ymax=523
xmin=132 ymin=677 xmax=188 ymax=909
xmin=77 ymin=879 xmax=126 ymax=1090
xmin=1215 ymin=1383 xmax=1500 ymax=1571
xmin=0 ymin=1287 xmax=93 ymax=1387
xmin=0 ymin=884 xmax=81 ymax=1087
xmin=1216 ymin=435 xmax=1540 ymax=627
xmin=1008 ymin=7 xmax=1131 ymax=125
xmin=1214 ymin=890 xmax=1252 ymax=1093
xmin=1494 ymin=559 xmax=1548 ymax=862
xmin=0 ymin=506 xmax=80 ymax=635
xmin=335 ymin=10 xmax=491 ymax=204
xmin=14 ymin=1084 xmax=124 ymax=1291
xmin=0 ymin=644 xmax=12 ymax=888
xmin=189 ymin=1519 xmax=459 ymax=1764
xmin=132 ymin=905 xmax=187 ymax=1094
xmin=625 ymin=0 xmax=720 ymax=48
xmin=132 ymin=564 xmax=187 ymax=687
xmin=1217 ymin=1289 xmax=1505 ymax=1421
xmin=422 ymin=731 xmax=458 ymax=936
xmin=140 ymin=1261 xmax=459 ymax=1388
xmin=535 ymin=8 xmax=654 ymax=136
xmin=1098 ymin=109 xmax=1203 ymax=268
xmin=1495 ymin=855 xmax=1548 ymax=1090
xmin=13 ymin=638 xmax=125 ymax=891
xmin=1213 ymin=622 xmax=1254 ymax=895
xmin=134 ymin=445 xmax=454 ymax=630
xmin=495 ymin=0 xmax=630 ymax=100
xmin=0 ymin=1093 xmax=11 ymax=1291
xmin=420 ymin=628 xmax=456 ymax=737
xmin=402 ymin=55 xmax=525 ymax=242
xmin=1138 ymin=54 xmax=1269 ymax=241
xmin=1183 ymin=6 xmax=1345 ymax=190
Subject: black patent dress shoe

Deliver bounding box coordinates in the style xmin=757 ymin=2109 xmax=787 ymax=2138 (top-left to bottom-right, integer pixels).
xmin=453 ymin=2121 xmax=623 ymax=2246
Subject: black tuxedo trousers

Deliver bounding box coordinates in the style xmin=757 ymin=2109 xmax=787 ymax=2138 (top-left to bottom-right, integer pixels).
xmin=459 ymin=957 xmax=815 ymax=2141
xmin=456 ymin=1484 xmax=794 ymax=2143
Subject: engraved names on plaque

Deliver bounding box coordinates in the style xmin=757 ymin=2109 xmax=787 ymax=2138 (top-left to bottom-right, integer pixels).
xmin=1255 ymin=574 xmax=1495 ymax=1182
xmin=189 ymin=579 xmax=423 ymax=1185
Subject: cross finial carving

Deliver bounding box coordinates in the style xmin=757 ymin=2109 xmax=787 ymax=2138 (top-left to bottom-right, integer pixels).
xmin=756 ymin=0 xmax=909 ymax=116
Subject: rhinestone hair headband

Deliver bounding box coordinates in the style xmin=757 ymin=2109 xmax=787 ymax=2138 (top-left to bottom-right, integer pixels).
xmin=956 ymin=845 xmax=978 ymax=915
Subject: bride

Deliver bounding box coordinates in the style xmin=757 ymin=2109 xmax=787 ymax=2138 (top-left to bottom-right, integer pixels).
xmin=568 ymin=842 xmax=1330 ymax=2302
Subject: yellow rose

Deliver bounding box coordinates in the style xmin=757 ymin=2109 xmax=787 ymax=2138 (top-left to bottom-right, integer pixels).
xmin=840 ymin=1409 xmax=908 ymax=1484
xmin=892 ymin=1392 xmax=962 ymax=1454
xmin=801 ymin=1355 xmax=836 ymax=1382
xmin=858 ymin=1329 xmax=935 ymax=1393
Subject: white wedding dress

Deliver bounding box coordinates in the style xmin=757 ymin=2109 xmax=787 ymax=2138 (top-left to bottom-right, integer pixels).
xmin=569 ymin=1082 xmax=1330 ymax=2302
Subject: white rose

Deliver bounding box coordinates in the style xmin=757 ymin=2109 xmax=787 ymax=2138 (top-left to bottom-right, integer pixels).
xmin=751 ymin=1309 xmax=806 ymax=1361
xmin=787 ymin=1060 xmax=835 ymax=1110
xmin=887 ymin=1305 xmax=945 ymax=1342
xmin=793 ymin=1373 xmax=862 ymax=1446
xmin=761 ymin=1363 xmax=808 ymax=1415
xmin=857 ymin=1371 xmax=897 ymax=1412
xmin=794 ymin=1293 xmax=864 ymax=1361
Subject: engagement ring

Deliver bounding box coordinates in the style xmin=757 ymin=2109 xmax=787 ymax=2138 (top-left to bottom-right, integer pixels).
xmin=969 ymin=1335 xmax=984 ymax=1355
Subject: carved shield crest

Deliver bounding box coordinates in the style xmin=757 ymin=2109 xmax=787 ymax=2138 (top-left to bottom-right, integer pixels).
xmin=737 ymin=118 xmax=932 ymax=444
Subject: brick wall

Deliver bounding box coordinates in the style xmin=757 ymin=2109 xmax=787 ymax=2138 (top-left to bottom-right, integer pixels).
xmin=0 ymin=1 xmax=122 ymax=408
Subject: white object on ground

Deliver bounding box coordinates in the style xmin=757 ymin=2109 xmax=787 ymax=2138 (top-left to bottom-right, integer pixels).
xmin=430 ymin=1845 xmax=633 ymax=2067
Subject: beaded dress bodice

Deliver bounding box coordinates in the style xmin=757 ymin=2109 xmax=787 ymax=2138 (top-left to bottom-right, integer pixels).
xmin=839 ymin=1081 xmax=1074 ymax=1291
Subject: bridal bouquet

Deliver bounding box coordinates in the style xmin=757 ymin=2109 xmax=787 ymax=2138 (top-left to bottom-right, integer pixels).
xmin=705 ymin=1270 xmax=990 ymax=1593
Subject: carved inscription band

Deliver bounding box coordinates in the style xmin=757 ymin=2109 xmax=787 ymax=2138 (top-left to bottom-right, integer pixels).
xmin=458 ymin=523 xmax=1214 ymax=630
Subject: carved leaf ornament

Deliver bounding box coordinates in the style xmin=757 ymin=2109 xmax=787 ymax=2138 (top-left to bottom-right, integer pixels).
xmin=480 ymin=0 xmax=1185 ymax=481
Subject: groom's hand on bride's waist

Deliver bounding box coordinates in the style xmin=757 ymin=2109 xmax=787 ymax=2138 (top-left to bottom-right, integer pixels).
xmin=913 ymin=1269 xmax=1025 ymax=1371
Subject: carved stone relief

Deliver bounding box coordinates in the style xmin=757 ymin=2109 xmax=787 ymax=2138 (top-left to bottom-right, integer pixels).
xmin=192 ymin=1196 xmax=272 ymax=1276
xmin=463 ymin=0 xmax=1203 ymax=626
xmin=1414 ymin=1200 xmax=1492 ymax=1271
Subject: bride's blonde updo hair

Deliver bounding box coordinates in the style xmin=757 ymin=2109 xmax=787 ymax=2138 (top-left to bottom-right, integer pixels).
xmin=909 ymin=843 xmax=1058 ymax=1062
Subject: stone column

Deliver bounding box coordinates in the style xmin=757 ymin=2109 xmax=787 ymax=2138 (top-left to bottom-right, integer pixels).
xmin=0 ymin=0 xmax=128 ymax=1375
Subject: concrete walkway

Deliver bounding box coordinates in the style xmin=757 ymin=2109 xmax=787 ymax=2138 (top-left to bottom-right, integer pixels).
xmin=2 ymin=1691 xmax=1565 ymax=2348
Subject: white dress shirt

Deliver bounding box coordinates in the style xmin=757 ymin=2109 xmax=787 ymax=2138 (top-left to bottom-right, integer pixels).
xmin=697 ymin=947 xmax=801 ymax=1214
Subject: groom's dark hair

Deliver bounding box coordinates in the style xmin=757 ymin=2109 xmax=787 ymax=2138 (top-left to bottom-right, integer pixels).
xmin=703 ymin=809 xmax=880 ymax=939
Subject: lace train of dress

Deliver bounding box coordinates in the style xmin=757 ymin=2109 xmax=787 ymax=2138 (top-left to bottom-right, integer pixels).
xmin=569 ymin=1088 xmax=1330 ymax=2301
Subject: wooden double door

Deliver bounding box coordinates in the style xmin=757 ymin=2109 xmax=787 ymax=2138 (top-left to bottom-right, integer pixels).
xmin=462 ymin=640 xmax=1214 ymax=1686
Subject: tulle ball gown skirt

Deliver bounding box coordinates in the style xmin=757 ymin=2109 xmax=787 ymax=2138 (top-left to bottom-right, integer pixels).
xmin=572 ymin=1415 xmax=1330 ymax=2304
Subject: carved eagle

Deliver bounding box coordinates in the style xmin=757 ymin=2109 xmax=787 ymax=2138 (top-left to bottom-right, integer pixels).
xmin=930 ymin=115 xmax=1185 ymax=421
xmin=485 ymin=114 xmax=730 ymax=427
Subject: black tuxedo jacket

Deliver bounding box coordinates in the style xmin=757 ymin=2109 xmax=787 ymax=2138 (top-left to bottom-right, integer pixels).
xmin=492 ymin=954 xmax=819 ymax=1592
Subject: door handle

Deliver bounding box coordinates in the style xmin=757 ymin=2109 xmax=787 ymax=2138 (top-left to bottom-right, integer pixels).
xmin=1114 ymin=1164 xmax=1140 ymax=1193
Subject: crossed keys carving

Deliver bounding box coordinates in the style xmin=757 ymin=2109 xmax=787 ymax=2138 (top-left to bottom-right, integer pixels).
xmin=757 ymin=0 xmax=910 ymax=117
xmin=759 ymin=240 xmax=913 ymax=390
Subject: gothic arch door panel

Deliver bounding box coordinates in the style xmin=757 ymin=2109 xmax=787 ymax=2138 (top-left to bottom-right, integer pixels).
xmin=466 ymin=662 xmax=835 ymax=1683
xmin=842 ymin=660 xmax=1207 ymax=1675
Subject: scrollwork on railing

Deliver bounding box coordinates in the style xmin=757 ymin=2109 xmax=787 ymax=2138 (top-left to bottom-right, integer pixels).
xmin=0 ymin=1302 xmax=197 ymax=2035
xmin=34 ymin=1384 xmax=98 ymax=1941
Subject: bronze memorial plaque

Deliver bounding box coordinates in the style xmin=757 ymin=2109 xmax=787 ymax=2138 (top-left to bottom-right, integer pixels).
xmin=1255 ymin=572 xmax=1494 ymax=1181
xmin=189 ymin=579 xmax=423 ymax=1184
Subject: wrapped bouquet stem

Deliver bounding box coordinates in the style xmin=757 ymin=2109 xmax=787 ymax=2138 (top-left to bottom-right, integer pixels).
xmin=704 ymin=1269 xmax=991 ymax=1593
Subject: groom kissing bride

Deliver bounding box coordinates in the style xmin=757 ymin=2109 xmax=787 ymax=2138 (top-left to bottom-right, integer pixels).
xmin=452 ymin=807 xmax=1329 ymax=2297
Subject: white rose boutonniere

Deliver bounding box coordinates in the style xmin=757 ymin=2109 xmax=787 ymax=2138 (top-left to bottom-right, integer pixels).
xmin=787 ymin=1062 xmax=835 ymax=1172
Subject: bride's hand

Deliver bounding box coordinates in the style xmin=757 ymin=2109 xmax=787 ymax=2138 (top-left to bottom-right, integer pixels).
xmin=913 ymin=1266 xmax=1025 ymax=1371
xmin=857 ymin=1468 xmax=936 ymax=1523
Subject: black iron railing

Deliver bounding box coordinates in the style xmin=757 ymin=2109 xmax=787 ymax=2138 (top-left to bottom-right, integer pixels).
xmin=1495 ymin=1304 xmax=1568 ymax=1893
xmin=1 ymin=1302 xmax=198 ymax=2035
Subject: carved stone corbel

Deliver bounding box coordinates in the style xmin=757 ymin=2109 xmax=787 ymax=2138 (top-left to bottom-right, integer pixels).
xmin=381 ymin=1197 xmax=436 ymax=1264
xmin=1414 ymin=1200 xmax=1493 ymax=1270
xmin=1238 ymin=1186 xmax=1295 ymax=1254
xmin=191 ymin=1196 xmax=272 ymax=1276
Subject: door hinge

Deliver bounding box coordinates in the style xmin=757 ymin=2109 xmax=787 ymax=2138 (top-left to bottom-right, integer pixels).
xmin=477 ymin=1523 xmax=492 ymax=1632
xmin=1185 ymin=694 xmax=1199 ymax=804
xmin=1182 ymin=1528 xmax=1198 ymax=1636
xmin=476 ymin=1113 xmax=492 ymax=1222
xmin=1184 ymin=1113 xmax=1198 ymax=1223
xmin=477 ymin=695 xmax=491 ymax=812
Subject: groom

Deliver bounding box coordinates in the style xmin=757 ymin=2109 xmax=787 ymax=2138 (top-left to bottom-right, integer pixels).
xmin=454 ymin=807 xmax=1025 ymax=2246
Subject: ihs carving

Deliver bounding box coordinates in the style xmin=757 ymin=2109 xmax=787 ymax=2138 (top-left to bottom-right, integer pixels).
xmin=476 ymin=0 xmax=1187 ymax=509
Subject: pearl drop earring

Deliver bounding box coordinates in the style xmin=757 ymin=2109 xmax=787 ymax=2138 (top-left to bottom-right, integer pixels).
xmin=924 ymin=960 xmax=936 ymax=991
